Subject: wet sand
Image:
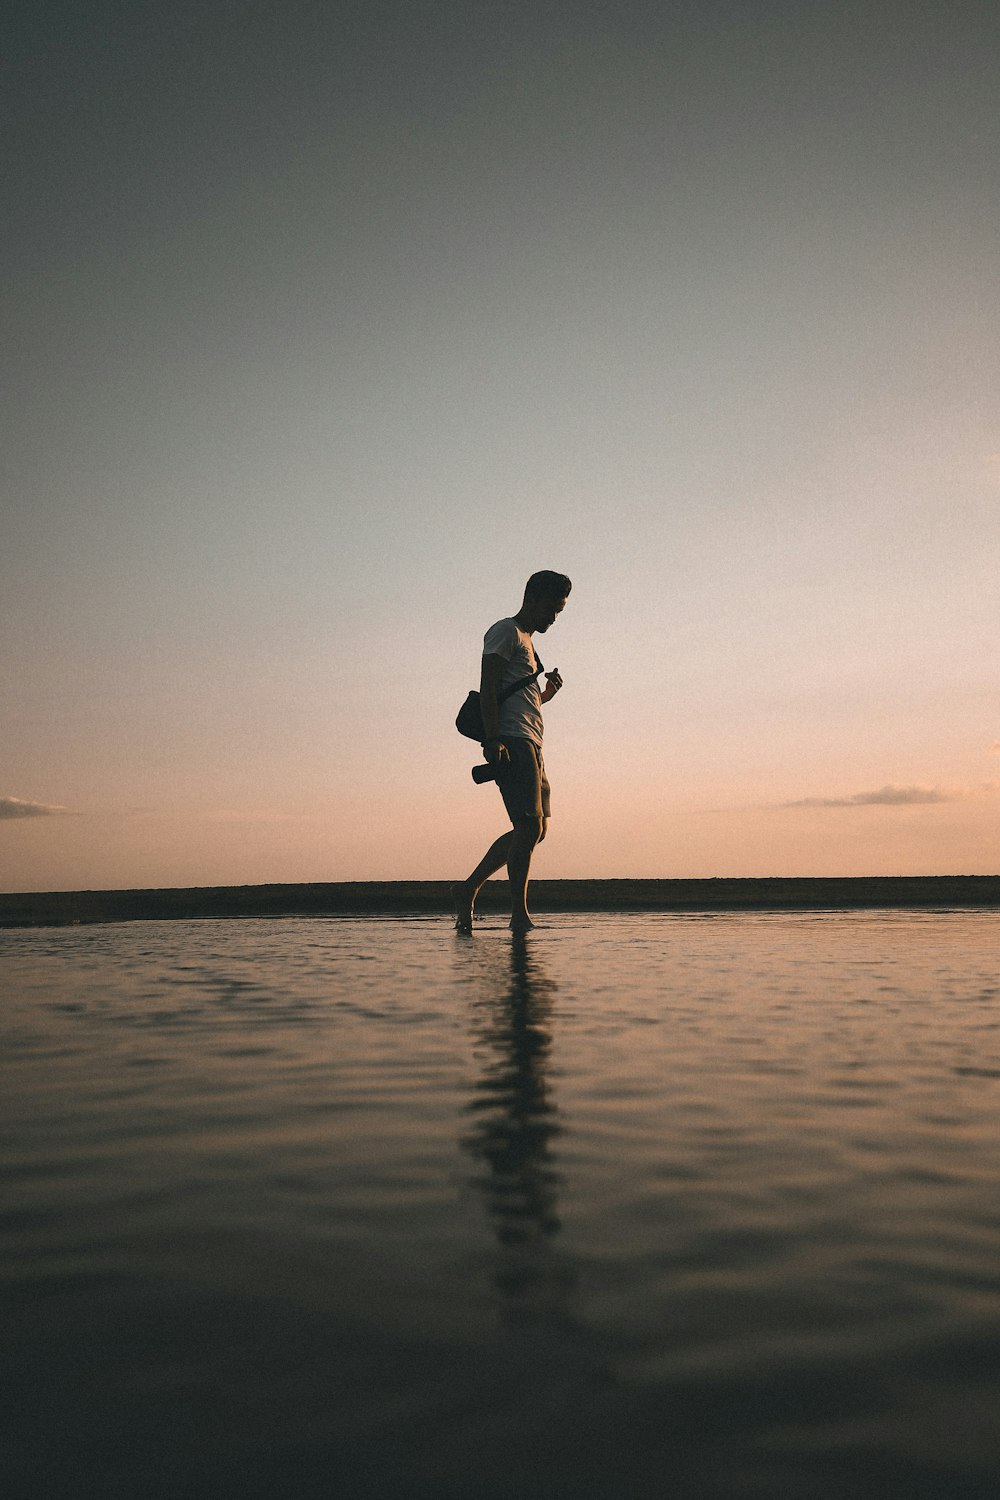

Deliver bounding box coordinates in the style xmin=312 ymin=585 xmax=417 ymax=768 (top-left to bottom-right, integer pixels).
xmin=2 ymin=874 xmax=999 ymax=927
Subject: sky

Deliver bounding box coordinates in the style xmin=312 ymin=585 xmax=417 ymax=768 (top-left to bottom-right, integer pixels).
xmin=3 ymin=0 xmax=999 ymax=891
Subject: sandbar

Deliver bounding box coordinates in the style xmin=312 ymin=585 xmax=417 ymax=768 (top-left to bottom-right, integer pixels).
xmin=2 ymin=876 xmax=999 ymax=928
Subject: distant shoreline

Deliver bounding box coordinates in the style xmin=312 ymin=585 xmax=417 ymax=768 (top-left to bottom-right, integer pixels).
xmin=1 ymin=876 xmax=999 ymax=928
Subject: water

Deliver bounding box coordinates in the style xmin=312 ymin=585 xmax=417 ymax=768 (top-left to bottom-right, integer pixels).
xmin=3 ymin=911 xmax=1000 ymax=1499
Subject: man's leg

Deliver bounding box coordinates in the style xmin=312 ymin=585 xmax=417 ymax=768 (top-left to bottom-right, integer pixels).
xmin=452 ymin=830 xmax=515 ymax=932
xmin=507 ymin=815 xmax=544 ymax=932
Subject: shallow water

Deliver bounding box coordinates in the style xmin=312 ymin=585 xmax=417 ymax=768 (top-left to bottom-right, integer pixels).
xmin=3 ymin=911 xmax=1000 ymax=1499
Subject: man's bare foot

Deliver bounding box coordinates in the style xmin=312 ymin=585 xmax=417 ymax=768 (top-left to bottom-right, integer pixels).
xmin=509 ymin=914 xmax=536 ymax=934
xmin=452 ymin=882 xmax=475 ymax=934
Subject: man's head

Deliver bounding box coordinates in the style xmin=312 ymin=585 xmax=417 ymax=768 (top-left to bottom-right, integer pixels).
xmin=521 ymin=570 xmax=572 ymax=633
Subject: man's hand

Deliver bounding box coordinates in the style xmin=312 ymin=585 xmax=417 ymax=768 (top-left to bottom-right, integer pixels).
xmin=540 ymin=668 xmax=563 ymax=703
xmin=484 ymin=739 xmax=510 ymax=767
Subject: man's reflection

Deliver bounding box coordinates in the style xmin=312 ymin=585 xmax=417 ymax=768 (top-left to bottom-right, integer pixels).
xmin=462 ymin=936 xmax=575 ymax=1323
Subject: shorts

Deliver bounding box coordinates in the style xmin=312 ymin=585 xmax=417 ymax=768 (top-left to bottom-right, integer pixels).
xmin=497 ymin=737 xmax=551 ymax=823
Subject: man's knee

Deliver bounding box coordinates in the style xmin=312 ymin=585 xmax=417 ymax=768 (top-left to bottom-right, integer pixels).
xmin=515 ymin=815 xmax=544 ymax=848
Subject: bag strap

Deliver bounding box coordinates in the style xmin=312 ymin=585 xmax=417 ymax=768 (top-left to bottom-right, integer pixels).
xmin=496 ymin=651 xmax=543 ymax=707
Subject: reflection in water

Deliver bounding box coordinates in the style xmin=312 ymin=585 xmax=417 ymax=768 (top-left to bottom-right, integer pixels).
xmin=463 ymin=936 xmax=576 ymax=1323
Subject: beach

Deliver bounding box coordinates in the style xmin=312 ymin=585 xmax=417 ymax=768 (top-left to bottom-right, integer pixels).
xmin=2 ymin=874 xmax=1000 ymax=927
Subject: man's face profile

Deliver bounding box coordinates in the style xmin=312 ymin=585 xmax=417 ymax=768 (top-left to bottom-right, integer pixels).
xmin=536 ymin=595 xmax=567 ymax=632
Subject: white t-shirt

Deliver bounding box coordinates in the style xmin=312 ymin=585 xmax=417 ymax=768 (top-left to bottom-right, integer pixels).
xmin=482 ymin=617 xmax=544 ymax=748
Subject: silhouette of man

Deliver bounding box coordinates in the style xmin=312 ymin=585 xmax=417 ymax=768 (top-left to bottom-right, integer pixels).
xmin=454 ymin=571 xmax=571 ymax=933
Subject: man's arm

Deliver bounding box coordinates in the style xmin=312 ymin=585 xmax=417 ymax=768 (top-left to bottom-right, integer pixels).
xmin=479 ymin=653 xmax=508 ymax=763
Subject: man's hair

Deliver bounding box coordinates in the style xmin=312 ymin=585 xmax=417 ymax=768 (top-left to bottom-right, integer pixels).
xmin=524 ymin=570 xmax=572 ymax=602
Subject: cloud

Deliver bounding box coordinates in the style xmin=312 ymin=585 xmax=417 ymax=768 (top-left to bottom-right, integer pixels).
xmin=781 ymin=784 xmax=954 ymax=809
xmin=0 ymin=795 xmax=70 ymax=819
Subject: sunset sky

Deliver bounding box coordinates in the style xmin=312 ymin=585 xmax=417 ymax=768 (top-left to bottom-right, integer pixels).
xmin=4 ymin=0 xmax=998 ymax=892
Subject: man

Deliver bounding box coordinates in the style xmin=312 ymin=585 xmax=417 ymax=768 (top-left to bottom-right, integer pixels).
xmin=453 ymin=570 xmax=571 ymax=934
